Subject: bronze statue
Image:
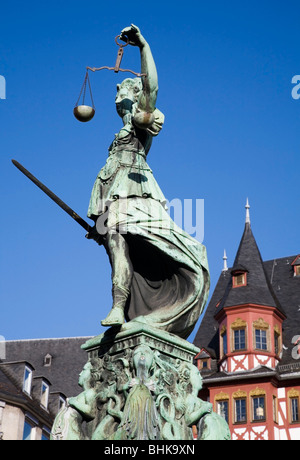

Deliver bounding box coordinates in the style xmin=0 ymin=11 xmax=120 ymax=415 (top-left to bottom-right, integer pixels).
xmin=87 ymin=25 xmax=209 ymax=339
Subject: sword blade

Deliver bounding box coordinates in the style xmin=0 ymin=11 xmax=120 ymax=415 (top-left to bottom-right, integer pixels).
xmin=12 ymin=159 xmax=92 ymax=233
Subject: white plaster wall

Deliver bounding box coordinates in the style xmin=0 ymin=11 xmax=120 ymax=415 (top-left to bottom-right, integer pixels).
xmin=2 ymin=404 xmax=25 ymax=440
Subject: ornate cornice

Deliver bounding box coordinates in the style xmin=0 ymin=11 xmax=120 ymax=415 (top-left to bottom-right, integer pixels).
xmin=231 ymin=318 xmax=247 ymax=329
xmin=253 ymin=318 xmax=269 ymax=330
xmin=249 ymin=387 xmax=266 ymax=397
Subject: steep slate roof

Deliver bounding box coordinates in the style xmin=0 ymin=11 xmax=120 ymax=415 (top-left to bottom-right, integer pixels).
xmin=193 ymin=219 xmax=300 ymax=374
xmin=0 ymin=337 xmax=91 ymax=398
xmin=264 ymin=255 xmax=300 ymax=368
xmin=215 ymin=221 xmax=284 ymax=315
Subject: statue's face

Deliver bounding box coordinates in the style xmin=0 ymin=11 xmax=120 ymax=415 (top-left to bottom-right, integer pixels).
xmin=78 ymin=362 xmax=92 ymax=388
xmin=133 ymin=345 xmax=153 ymax=371
xmin=115 ymin=86 xmax=134 ymax=118
xmin=190 ymin=367 xmax=203 ymax=392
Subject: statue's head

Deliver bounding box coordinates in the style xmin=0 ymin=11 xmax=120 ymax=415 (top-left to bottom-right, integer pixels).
xmin=189 ymin=365 xmax=203 ymax=393
xmin=78 ymin=359 xmax=102 ymax=389
xmin=132 ymin=344 xmax=154 ymax=382
xmin=115 ymin=78 xmax=142 ymax=118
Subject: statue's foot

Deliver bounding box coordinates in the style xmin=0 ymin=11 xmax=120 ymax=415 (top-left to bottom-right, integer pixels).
xmin=101 ymin=306 xmax=125 ymax=327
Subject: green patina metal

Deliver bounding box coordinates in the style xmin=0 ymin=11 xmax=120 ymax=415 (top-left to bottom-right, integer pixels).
xmin=51 ymin=322 xmax=230 ymax=440
xmin=51 ymin=25 xmax=230 ymax=441
xmin=85 ymin=24 xmax=210 ymax=340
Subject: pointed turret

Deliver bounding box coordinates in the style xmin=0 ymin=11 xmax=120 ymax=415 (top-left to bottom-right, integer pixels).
xmin=215 ymin=200 xmax=284 ymax=314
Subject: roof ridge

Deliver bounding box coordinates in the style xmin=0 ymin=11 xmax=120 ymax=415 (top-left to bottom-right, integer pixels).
xmin=4 ymin=336 xmax=93 ymax=343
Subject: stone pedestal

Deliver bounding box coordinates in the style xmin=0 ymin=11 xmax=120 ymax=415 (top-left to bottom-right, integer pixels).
xmin=51 ymin=321 xmax=230 ymax=440
xmin=82 ymin=321 xmax=199 ymax=364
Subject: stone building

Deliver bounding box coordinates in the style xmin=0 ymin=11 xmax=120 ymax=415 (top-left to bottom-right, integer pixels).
xmin=0 ymin=337 xmax=90 ymax=440
xmin=193 ymin=201 xmax=300 ymax=440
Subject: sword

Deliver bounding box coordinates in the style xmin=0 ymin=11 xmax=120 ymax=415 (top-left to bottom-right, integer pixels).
xmin=12 ymin=159 xmax=93 ymax=233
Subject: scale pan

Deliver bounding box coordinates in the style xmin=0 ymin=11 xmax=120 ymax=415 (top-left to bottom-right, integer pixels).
xmin=73 ymin=105 xmax=95 ymax=122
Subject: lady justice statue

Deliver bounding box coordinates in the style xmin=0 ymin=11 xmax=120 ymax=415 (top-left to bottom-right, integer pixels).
xmin=87 ymin=25 xmax=210 ymax=339
xmin=51 ymin=26 xmax=231 ymax=443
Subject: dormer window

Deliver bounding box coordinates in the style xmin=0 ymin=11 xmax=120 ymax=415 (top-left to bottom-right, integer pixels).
xmin=194 ymin=349 xmax=211 ymax=371
xmin=43 ymin=354 xmax=52 ymax=367
xmin=232 ymin=269 xmax=247 ymax=288
xmin=233 ymin=272 xmax=246 ymax=287
xmin=23 ymin=365 xmax=33 ymax=395
xmin=294 ymin=265 xmax=300 ymax=277
xmin=291 ymin=255 xmax=300 ymax=277
xmin=41 ymin=381 xmax=50 ymax=409
xmin=231 ymin=265 xmax=248 ymax=288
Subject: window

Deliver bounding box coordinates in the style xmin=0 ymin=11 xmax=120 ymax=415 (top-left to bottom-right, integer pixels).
xmin=23 ymin=366 xmax=33 ymax=395
xmin=287 ymin=390 xmax=300 ymax=423
xmin=23 ymin=420 xmax=34 ymax=440
xmin=59 ymin=396 xmax=66 ymax=410
xmin=235 ymin=398 xmax=247 ymax=423
xmin=274 ymin=328 xmax=280 ymax=355
xmin=41 ymin=381 xmax=49 ymax=409
xmin=196 ymin=357 xmax=211 ymax=371
xmin=220 ymin=327 xmax=227 ymax=356
xmin=290 ymin=398 xmax=299 ymax=423
xmin=231 ymin=318 xmax=247 ymax=352
xmin=252 ymin=396 xmax=266 ymax=421
xmin=253 ymin=318 xmax=269 ymax=352
xmin=194 ymin=349 xmax=211 ymax=371
xmin=291 ymin=256 xmax=300 ymax=276
xmin=23 ymin=414 xmax=38 ymax=440
xmin=43 ymin=353 xmax=52 ymax=367
xmin=201 ymin=359 xmax=208 ymax=369
xmin=232 ymin=271 xmax=247 ymax=288
xmin=223 ymin=333 xmax=228 ymax=355
xmin=217 ymin=400 xmax=229 ymax=424
xmin=273 ymin=396 xmax=278 ymax=423
xmin=234 ymin=329 xmax=246 ymax=351
xmin=41 ymin=427 xmax=51 ymax=440
xmin=255 ymin=329 xmax=267 ymax=350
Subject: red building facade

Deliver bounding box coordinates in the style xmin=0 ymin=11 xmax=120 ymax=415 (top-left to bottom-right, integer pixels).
xmin=193 ymin=203 xmax=300 ymax=440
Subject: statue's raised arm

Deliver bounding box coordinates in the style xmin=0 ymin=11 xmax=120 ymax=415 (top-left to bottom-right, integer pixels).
xmin=120 ymin=24 xmax=158 ymax=114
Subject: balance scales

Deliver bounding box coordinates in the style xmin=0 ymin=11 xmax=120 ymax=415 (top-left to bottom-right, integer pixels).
xmin=73 ymin=35 xmax=145 ymax=123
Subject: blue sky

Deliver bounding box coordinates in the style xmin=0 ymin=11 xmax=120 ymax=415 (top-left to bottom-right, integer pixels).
xmin=1 ymin=1 xmax=299 ymax=343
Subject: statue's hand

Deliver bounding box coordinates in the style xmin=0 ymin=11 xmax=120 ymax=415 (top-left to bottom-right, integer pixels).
xmin=120 ymin=24 xmax=146 ymax=48
xmin=85 ymin=225 xmax=103 ymax=246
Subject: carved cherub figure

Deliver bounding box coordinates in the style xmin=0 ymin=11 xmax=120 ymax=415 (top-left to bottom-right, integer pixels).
xmin=51 ymin=359 xmax=102 ymax=440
